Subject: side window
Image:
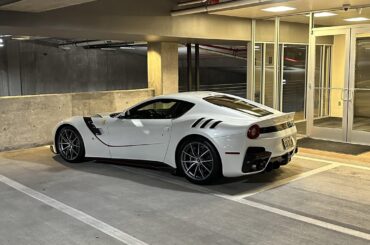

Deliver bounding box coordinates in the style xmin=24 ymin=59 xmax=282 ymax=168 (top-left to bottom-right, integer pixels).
xmin=127 ymin=100 xmax=179 ymax=119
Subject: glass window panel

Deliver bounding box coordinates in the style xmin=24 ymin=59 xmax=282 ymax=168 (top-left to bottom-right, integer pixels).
xmin=353 ymin=37 xmax=370 ymax=132
xmin=314 ymin=35 xmax=345 ymax=129
xmin=282 ymin=45 xmax=307 ymax=121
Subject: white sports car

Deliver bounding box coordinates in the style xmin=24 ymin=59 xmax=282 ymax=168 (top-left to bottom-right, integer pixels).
xmin=51 ymin=92 xmax=297 ymax=184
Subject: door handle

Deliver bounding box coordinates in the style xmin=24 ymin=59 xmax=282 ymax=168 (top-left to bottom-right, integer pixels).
xmin=348 ymin=90 xmax=354 ymax=102
xmin=341 ymin=89 xmax=348 ymax=101
xmin=162 ymin=127 xmax=170 ymax=136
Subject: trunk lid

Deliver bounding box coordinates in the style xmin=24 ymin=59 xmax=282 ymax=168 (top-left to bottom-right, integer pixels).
xmin=257 ymin=112 xmax=295 ymax=128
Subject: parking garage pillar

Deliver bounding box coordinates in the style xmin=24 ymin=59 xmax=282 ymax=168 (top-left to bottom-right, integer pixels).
xmin=147 ymin=42 xmax=179 ymax=96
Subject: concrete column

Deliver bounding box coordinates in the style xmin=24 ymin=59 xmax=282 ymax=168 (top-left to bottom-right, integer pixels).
xmin=6 ymin=40 xmax=22 ymax=96
xmin=247 ymin=19 xmax=256 ymax=100
xmin=147 ymin=42 xmax=179 ymax=96
xmin=273 ymin=17 xmax=280 ymax=110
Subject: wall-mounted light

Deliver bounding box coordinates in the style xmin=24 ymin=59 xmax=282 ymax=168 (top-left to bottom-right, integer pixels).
xmin=0 ymin=38 xmax=4 ymax=48
xmin=344 ymin=17 xmax=370 ymax=22
xmin=262 ymin=6 xmax=296 ymax=13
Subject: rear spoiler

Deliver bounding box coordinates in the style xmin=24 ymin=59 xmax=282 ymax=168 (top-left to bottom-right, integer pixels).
xmin=257 ymin=112 xmax=295 ymax=127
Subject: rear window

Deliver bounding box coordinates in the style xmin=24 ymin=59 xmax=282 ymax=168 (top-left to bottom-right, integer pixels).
xmin=204 ymin=95 xmax=273 ymax=117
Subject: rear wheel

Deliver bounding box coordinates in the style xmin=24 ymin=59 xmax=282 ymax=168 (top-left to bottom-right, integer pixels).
xmin=56 ymin=126 xmax=85 ymax=163
xmin=178 ymin=138 xmax=221 ymax=185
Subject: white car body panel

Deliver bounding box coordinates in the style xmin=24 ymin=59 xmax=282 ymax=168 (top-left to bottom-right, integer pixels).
xmin=52 ymin=92 xmax=297 ymax=178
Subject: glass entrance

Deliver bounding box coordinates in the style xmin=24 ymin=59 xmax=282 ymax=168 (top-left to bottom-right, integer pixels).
xmin=308 ymin=26 xmax=370 ymax=145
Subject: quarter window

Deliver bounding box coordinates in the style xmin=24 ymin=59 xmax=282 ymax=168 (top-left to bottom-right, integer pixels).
xmin=204 ymin=95 xmax=273 ymax=117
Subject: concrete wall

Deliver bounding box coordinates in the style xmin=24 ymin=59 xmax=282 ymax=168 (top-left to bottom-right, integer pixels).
xmin=0 ymin=89 xmax=154 ymax=151
xmin=0 ymin=40 xmax=148 ymax=96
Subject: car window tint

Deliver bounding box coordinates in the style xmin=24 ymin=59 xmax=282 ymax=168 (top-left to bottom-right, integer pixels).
xmin=172 ymin=101 xmax=195 ymax=118
xmin=129 ymin=100 xmax=178 ymax=119
xmin=204 ymin=95 xmax=273 ymax=117
xmin=138 ymin=101 xmax=176 ymax=111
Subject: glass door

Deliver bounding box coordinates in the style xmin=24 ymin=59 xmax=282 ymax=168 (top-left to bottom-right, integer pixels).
xmin=308 ymin=28 xmax=351 ymax=142
xmin=348 ymin=29 xmax=370 ymax=145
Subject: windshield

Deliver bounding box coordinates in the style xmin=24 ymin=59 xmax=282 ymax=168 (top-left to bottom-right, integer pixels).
xmin=204 ymin=95 xmax=273 ymax=117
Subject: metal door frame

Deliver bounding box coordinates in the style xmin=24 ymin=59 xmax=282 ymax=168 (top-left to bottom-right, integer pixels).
xmin=348 ymin=26 xmax=370 ymax=145
xmin=307 ymin=27 xmax=351 ymax=142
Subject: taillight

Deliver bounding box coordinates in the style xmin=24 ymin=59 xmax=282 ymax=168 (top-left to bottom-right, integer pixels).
xmin=247 ymin=124 xmax=260 ymax=139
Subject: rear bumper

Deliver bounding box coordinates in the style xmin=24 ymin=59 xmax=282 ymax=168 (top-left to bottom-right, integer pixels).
xmin=242 ymin=147 xmax=297 ymax=174
xmin=214 ymin=126 xmax=298 ymax=177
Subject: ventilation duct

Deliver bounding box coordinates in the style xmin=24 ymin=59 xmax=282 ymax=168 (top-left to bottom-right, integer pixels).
xmin=0 ymin=0 xmax=21 ymax=6
xmin=172 ymin=0 xmax=291 ymax=16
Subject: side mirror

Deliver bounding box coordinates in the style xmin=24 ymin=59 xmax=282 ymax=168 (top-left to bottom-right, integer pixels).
xmin=117 ymin=111 xmax=130 ymax=119
xmin=117 ymin=114 xmax=126 ymax=119
xmin=109 ymin=112 xmax=120 ymax=118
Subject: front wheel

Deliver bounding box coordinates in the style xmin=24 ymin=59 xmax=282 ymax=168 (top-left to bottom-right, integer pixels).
xmin=178 ymin=138 xmax=222 ymax=185
xmin=56 ymin=126 xmax=85 ymax=163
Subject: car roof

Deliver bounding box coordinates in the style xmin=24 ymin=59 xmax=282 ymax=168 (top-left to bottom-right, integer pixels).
xmin=155 ymin=91 xmax=224 ymax=103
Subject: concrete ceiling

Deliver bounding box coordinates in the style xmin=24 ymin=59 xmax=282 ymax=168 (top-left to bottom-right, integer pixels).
xmin=211 ymin=0 xmax=370 ymax=19
xmin=0 ymin=0 xmax=96 ymax=12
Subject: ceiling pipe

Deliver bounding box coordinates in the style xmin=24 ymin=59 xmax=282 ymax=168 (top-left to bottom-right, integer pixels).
xmin=203 ymin=44 xmax=246 ymax=52
xmin=178 ymin=0 xmax=208 ymax=7
xmin=200 ymin=46 xmax=247 ymax=60
xmin=171 ymin=0 xmax=291 ymax=16
xmin=0 ymin=0 xmax=21 ymax=7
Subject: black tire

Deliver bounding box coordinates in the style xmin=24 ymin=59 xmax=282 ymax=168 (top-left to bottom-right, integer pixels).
xmin=176 ymin=137 xmax=222 ymax=185
xmin=56 ymin=125 xmax=85 ymax=163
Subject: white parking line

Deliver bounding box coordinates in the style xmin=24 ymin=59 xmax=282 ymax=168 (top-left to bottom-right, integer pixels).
xmin=296 ymin=155 xmax=370 ymax=171
xmin=0 ymin=174 xmax=148 ymax=245
xmin=233 ymin=163 xmax=341 ymax=199
xmin=113 ymin=165 xmax=370 ymax=241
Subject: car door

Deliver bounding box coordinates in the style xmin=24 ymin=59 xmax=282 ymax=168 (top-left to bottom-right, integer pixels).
xmin=105 ymin=99 xmax=178 ymax=162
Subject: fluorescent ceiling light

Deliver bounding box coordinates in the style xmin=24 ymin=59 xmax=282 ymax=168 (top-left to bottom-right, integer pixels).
xmin=344 ymin=17 xmax=370 ymax=22
xmin=101 ymin=48 xmax=116 ymax=51
xmin=262 ymin=6 xmax=296 ymax=13
xmin=12 ymin=36 xmax=31 ymax=40
xmin=306 ymin=12 xmax=337 ymax=18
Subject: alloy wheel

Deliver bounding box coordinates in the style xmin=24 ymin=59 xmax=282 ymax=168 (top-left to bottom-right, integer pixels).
xmin=58 ymin=128 xmax=81 ymax=161
xmin=181 ymin=142 xmax=214 ymax=181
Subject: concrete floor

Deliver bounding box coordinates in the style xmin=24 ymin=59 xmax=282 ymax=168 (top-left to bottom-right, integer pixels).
xmin=0 ymin=147 xmax=369 ymax=245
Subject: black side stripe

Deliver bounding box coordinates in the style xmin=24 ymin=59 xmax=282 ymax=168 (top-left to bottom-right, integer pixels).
xmin=210 ymin=121 xmax=222 ymax=129
xmin=260 ymin=121 xmax=295 ymax=134
xmin=200 ymin=119 xmax=213 ymax=128
xmin=192 ymin=118 xmax=205 ymax=128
